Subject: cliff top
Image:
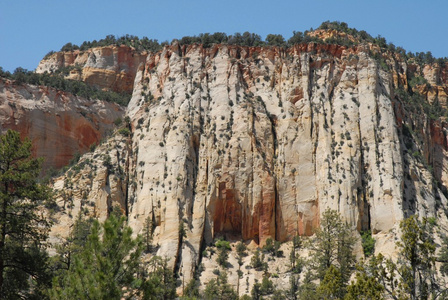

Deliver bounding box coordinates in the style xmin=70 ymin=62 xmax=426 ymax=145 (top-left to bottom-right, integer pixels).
xmin=45 ymin=21 xmax=447 ymax=67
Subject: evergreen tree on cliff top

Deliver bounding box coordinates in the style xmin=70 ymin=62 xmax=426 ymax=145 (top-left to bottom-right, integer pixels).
xmin=0 ymin=129 xmax=53 ymax=299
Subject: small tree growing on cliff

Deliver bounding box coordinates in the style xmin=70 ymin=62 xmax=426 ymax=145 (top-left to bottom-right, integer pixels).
xmin=0 ymin=130 xmax=53 ymax=299
xmin=215 ymin=239 xmax=231 ymax=268
xmin=204 ymin=271 xmax=237 ymax=300
xmin=308 ymin=208 xmax=356 ymax=296
xmin=142 ymin=215 xmax=154 ymax=253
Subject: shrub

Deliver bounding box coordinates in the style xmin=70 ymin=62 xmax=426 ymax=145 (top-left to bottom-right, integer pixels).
xmin=114 ymin=118 xmax=122 ymax=126
xmin=215 ymin=239 xmax=231 ymax=250
xmin=250 ymin=249 xmax=265 ymax=270
xmin=236 ymin=241 xmax=247 ymax=257
xmin=361 ymin=230 xmax=375 ymax=257
xmin=118 ymin=128 xmax=130 ymax=136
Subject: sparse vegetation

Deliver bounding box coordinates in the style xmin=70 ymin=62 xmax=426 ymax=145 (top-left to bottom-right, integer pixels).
xmin=0 ymin=67 xmax=131 ymax=106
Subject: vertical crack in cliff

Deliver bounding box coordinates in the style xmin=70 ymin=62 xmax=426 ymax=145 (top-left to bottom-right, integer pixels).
xmin=249 ymin=99 xmax=259 ymax=240
xmin=357 ymin=109 xmax=370 ymax=231
xmin=373 ymin=68 xmax=382 ymax=196
xmin=123 ymin=131 xmax=132 ymax=217
xmin=308 ymin=56 xmax=315 ymax=139
xmin=394 ymin=93 xmax=416 ymax=216
xmin=268 ymin=111 xmax=279 ymax=241
xmin=105 ymin=165 xmax=112 ymax=217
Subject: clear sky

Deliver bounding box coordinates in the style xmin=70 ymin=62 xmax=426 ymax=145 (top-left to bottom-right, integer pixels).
xmin=1 ymin=0 xmax=447 ymax=72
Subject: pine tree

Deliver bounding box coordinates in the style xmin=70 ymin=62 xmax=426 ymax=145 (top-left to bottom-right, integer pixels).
xmin=290 ymin=235 xmax=304 ymax=274
xmin=49 ymin=214 xmax=145 ymax=299
xmin=142 ymin=256 xmax=177 ymax=300
xmin=181 ymin=278 xmax=200 ymax=299
xmin=365 ymin=216 xmax=441 ymax=300
xmin=215 ymin=239 xmax=231 ymax=268
xmin=250 ymin=249 xmax=265 ymax=271
xmin=285 ymin=274 xmax=299 ymax=300
xmin=0 ymin=130 xmax=53 ymax=298
xmin=396 ymin=216 xmax=437 ymax=300
xmin=204 ymin=271 xmax=237 ymax=300
xmin=316 ymin=265 xmax=344 ymax=299
xmin=345 ymin=263 xmax=385 ymax=300
xmin=308 ymin=208 xmax=356 ymax=291
xmin=235 ymin=241 xmax=247 ymax=295
xmin=439 ymin=235 xmax=448 ymax=277
xmin=142 ymin=215 xmax=154 ymax=253
xmin=51 ymin=212 xmax=93 ymax=275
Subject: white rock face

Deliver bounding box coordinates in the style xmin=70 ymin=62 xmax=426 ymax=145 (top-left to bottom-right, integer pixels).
xmin=49 ymin=43 xmax=448 ymax=286
xmin=36 ymin=45 xmax=147 ymax=94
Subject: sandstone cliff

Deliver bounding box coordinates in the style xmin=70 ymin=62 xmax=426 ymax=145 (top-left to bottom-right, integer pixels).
xmin=0 ymin=78 xmax=124 ymax=170
xmin=46 ymin=41 xmax=448 ymax=289
xmin=36 ymin=45 xmax=147 ymax=94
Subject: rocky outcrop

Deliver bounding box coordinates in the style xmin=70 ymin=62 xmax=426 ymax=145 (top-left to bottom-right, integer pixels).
xmin=49 ymin=42 xmax=448 ymax=286
xmin=36 ymin=45 xmax=147 ymax=94
xmin=0 ymin=78 xmax=124 ymax=170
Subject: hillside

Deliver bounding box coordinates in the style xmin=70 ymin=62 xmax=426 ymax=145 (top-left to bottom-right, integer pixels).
xmin=48 ymin=33 xmax=448 ymax=290
xmin=2 ymin=22 xmax=448 ymax=298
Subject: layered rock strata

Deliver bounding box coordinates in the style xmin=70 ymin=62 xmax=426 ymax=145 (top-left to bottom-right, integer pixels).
xmin=0 ymin=78 xmax=124 ymax=170
xmin=36 ymin=45 xmax=147 ymax=94
xmin=49 ymin=42 xmax=448 ymax=285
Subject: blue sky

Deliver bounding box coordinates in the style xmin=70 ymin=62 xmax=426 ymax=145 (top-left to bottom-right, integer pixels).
xmin=1 ymin=0 xmax=447 ymax=72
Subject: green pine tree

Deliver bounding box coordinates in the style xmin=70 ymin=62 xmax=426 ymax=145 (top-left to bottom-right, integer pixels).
xmin=51 ymin=212 xmax=93 ymax=275
xmin=344 ymin=263 xmax=385 ymax=300
xmin=142 ymin=256 xmax=177 ymax=300
xmin=396 ymin=216 xmax=437 ymax=300
xmin=308 ymin=208 xmax=356 ymax=293
xmin=49 ymin=214 xmax=144 ymax=299
xmin=364 ymin=216 xmax=441 ymax=300
xmin=316 ymin=264 xmax=344 ymax=299
xmin=204 ymin=271 xmax=237 ymax=300
xmin=0 ymin=129 xmax=53 ymax=299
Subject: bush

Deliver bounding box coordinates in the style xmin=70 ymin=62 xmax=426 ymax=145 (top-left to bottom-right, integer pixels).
xmin=118 ymin=128 xmax=131 ymax=136
xmin=262 ymin=238 xmax=283 ymax=257
xmin=236 ymin=241 xmax=247 ymax=257
xmin=215 ymin=239 xmax=231 ymax=250
xmin=250 ymin=249 xmax=265 ymax=271
xmin=361 ymin=230 xmax=375 ymax=257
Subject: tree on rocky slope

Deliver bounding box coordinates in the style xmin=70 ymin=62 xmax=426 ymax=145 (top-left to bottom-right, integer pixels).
xmin=0 ymin=129 xmax=53 ymax=299
xmin=204 ymin=270 xmax=237 ymax=300
xmin=141 ymin=256 xmax=177 ymax=300
xmin=308 ymin=208 xmax=357 ymax=294
xmin=49 ymin=214 xmax=145 ymax=299
xmin=350 ymin=216 xmax=443 ymax=300
xmin=344 ymin=262 xmax=385 ymax=300
xmin=50 ymin=212 xmax=93 ymax=278
xmin=396 ymin=216 xmax=438 ymax=300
